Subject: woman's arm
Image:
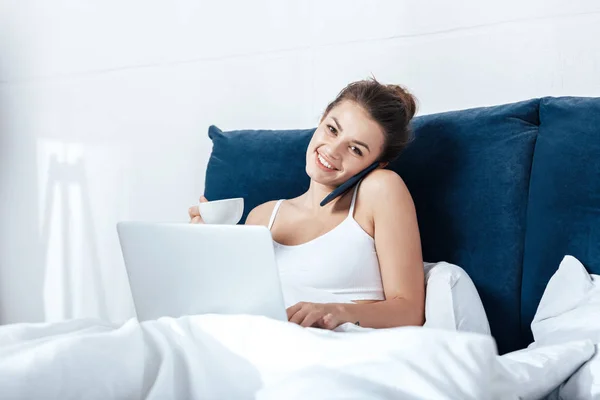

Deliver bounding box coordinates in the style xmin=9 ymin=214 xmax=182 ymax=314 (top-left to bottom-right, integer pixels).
xmin=340 ymin=169 xmax=425 ymax=328
xmin=287 ymin=170 xmax=425 ymax=329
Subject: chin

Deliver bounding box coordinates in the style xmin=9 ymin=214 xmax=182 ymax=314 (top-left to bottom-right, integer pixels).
xmin=305 ymin=166 xmax=343 ymax=187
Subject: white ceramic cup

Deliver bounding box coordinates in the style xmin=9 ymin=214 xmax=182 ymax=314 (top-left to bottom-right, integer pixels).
xmin=198 ymin=197 xmax=244 ymax=225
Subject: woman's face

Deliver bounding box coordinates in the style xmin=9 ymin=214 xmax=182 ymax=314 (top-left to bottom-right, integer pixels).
xmin=306 ymin=100 xmax=385 ymax=187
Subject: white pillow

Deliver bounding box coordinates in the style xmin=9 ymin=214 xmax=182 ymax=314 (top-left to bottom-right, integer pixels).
xmin=494 ymin=340 xmax=595 ymax=400
xmin=423 ymin=261 xmax=491 ymax=335
xmin=530 ymin=255 xmax=600 ymax=400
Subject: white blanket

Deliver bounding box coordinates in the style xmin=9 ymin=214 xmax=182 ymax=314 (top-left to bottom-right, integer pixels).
xmin=0 ymin=314 xmax=592 ymax=399
xmin=0 ymin=314 xmax=490 ymax=399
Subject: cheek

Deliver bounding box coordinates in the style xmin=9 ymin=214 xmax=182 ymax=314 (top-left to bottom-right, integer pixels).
xmin=343 ymin=165 xmax=362 ymax=177
xmin=345 ymin=158 xmax=375 ymax=175
xmin=307 ymin=131 xmax=324 ymax=151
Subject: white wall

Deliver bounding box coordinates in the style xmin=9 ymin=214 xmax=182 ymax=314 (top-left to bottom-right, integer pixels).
xmin=1 ymin=0 xmax=599 ymax=324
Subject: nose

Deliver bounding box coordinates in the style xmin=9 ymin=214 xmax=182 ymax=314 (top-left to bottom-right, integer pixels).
xmin=323 ymin=140 xmax=343 ymax=160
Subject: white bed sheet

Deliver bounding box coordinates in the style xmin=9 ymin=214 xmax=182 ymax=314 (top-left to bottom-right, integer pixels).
xmin=0 ymin=313 xmax=592 ymax=400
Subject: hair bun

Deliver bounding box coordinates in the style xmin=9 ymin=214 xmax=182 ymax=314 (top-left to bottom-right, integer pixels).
xmin=387 ymin=84 xmax=418 ymax=120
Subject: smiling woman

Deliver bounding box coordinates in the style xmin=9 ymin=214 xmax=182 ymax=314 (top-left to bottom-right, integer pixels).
xmin=189 ymin=78 xmax=424 ymax=330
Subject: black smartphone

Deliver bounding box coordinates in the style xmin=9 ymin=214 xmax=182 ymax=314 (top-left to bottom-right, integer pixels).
xmin=320 ymin=161 xmax=380 ymax=207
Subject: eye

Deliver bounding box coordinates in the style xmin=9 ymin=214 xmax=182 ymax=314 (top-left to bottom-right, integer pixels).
xmin=327 ymin=124 xmax=338 ymax=135
xmin=351 ymin=146 xmax=363 ymax=156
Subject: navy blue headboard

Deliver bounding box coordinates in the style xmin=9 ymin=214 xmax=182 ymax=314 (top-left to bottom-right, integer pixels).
xmin=204 ymin=96 xmax=600 ymax=354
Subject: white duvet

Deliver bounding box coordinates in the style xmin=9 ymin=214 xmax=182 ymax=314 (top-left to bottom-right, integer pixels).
xmin=0 ymin=314 xmax=594 ymax=400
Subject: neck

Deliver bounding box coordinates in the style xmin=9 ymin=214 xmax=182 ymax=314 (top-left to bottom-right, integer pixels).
xmin=300 ymin=180 xmax=340 ymax=212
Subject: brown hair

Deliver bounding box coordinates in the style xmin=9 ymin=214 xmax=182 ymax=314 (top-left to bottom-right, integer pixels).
xmin=322 ymin=78 xmax=417 ymax=163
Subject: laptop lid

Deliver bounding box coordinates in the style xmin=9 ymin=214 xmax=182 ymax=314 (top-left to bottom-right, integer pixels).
xmin=117 ymin=222 xmax=287 ymax=322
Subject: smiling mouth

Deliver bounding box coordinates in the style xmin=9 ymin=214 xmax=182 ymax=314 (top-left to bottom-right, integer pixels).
xmin=316 ymin=152 xmax=338 ymax=171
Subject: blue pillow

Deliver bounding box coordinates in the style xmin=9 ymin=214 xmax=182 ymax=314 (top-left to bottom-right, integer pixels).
xmin=520 ymin=96 xmax=600 ymax=345
xmin=387 ymin=99 xmax=539 ymax=354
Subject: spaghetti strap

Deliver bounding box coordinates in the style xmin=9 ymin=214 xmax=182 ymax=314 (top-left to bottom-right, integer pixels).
xmin=348 ymin=180 xmax=362 ymax=217
xmin=268 ymin=200 xmax=284 ymax=230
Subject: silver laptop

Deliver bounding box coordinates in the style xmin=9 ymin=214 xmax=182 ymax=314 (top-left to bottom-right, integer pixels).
xmin=116 ymin=222 xmax=287 ymax=322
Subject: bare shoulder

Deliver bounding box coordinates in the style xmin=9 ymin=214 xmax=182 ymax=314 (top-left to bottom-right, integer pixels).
xmin=359 ymin=169 xmax=415 ymax=213
xmin=360 ymin=169 xmax=411 ymax=198
xmin=245 ymin=200 xmax=279 ymax=226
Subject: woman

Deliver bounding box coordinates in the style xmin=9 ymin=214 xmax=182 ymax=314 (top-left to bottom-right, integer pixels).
xmin=189 ymin=78 xmax=425 ymax=331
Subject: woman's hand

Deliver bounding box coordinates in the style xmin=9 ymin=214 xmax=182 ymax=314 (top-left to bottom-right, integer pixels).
xmin=188 ymin=195 xmax=209 ymax=224
xmin=286 ymin=302 xmax=353 ymax=330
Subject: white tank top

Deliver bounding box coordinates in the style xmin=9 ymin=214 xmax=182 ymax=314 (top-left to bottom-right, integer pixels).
xmin=268 ymin=182 xmax=385 ymax=302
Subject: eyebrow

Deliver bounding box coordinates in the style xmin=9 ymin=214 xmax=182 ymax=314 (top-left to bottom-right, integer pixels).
xmin=353 ymin=140 xmax=370 ymax=152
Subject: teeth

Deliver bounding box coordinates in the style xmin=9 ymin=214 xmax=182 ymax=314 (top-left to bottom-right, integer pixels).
xmin=318 ymin=154 xmax=334 ymax=170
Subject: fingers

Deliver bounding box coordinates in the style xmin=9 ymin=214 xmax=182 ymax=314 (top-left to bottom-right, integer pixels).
xmin=188 ymin=205 xmax=200 ymax=219
xmin=189 ymin=194 xmax=209 ymax=223
xmin=287 ymin=303 xmax=329 ymax=328
xmin=188 ymin=205 xmax=205 ymax=224
xmin=286 ymin=302 xmax=303 ymax=320
xmin=319 ymin=313 xmax=339 ymax=330
xmin=188 ymin=194 xmax=208 ymax=220
xmin=188 ymin=195 xmax=208 ymax=223
xmin=286 ymin=303 xmax=342 ymax=330
xmin=300 ymin=311 xmax=323 ymax=328
xmin=288 ymin=305 xmax=310 ymax=325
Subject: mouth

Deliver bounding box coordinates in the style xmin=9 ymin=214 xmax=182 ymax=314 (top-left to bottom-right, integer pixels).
xmin=315 ymin=151 xmax=338 ymax=172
